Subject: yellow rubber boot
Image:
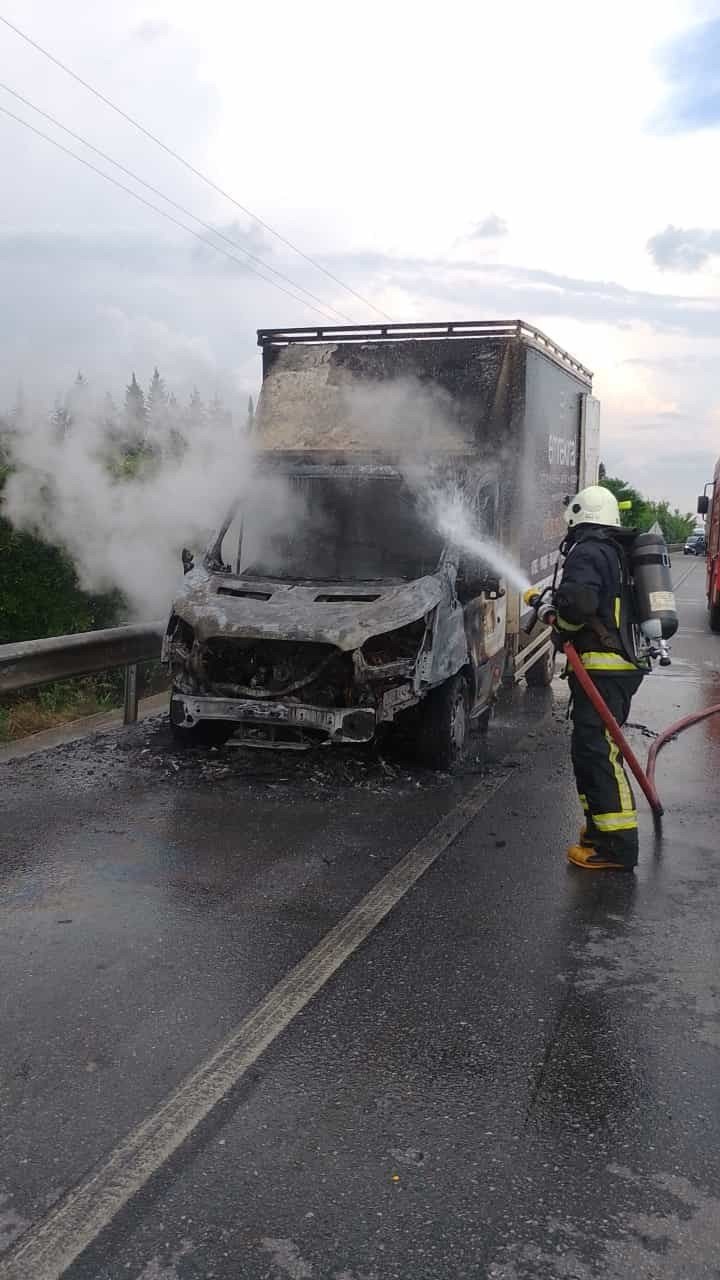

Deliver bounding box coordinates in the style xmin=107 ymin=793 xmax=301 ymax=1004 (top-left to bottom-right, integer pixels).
xmin=567 ymin=843 xmax=634 ymax=872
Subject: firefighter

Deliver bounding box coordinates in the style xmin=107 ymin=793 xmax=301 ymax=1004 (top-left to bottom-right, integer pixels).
xmin=553 ymin=485 xmax=645 ymax=871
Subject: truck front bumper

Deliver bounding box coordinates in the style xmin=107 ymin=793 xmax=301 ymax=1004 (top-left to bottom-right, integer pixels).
xmin=171 ymin=692 xmax=377 ymax=744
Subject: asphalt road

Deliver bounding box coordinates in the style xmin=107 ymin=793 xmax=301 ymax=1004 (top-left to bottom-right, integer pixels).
xmin=1 ymin=557 xmax=719 ymax=1279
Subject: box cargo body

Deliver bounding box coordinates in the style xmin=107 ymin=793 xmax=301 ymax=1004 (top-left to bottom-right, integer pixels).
xmin=164 ymin=320 xmax=599 ymax=764
xmin=256 ymin=320 xmax=599 ymax=655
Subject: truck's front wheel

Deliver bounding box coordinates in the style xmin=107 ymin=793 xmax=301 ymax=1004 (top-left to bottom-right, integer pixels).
xmin=710 ymin=599 xmax=720 ymax=634
xmin=417 ymin=673 xmax=469 ymax=770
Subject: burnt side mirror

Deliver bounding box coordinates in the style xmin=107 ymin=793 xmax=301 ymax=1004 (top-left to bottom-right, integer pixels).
xmin=457 ymin=560 xmax=505 ymax=602
xmin=181 ymin=548 xmax=194 ymax=574
xmin=697 ymin=495 xmax=709 ymax=515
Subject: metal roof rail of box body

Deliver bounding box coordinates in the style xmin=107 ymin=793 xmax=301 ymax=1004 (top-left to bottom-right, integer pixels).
xmin=256 ymin=319 xmax=593 ymax=385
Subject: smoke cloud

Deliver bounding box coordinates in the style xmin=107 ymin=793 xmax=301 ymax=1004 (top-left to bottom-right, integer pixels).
xmin=1 ymin=360 xmax=526 ymax=629
xmin=2 ymin=384 xmax=253 ymax=619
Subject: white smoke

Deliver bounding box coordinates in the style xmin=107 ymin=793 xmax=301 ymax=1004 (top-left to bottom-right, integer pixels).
xmin=340 ymin=377 xmax=530 ymax=590
xmin=2 ymin=386 xmax=253 ymax=619
xmin=2 ymin=364 xmax=531 ymax=626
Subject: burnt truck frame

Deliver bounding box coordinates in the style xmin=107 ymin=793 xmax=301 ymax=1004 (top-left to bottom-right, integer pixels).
xmin=164 ymin=320 xmax=599 ymax=768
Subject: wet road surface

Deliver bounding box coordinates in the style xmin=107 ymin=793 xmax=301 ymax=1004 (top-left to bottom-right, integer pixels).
xmin=1 ymin=558 xmax=719 ymax=1278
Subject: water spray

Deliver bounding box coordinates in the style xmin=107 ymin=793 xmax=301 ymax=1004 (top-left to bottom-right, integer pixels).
xmin=432 ymin=494 xmax=531 ymax=594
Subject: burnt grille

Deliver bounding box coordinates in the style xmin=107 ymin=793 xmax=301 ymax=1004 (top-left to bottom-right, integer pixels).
xmin=203 ymin=638 xmax=351 ymax=704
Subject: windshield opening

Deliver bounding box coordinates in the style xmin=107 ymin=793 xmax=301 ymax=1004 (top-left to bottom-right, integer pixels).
xmin=232 ymin=472 xmax=444 ymax=582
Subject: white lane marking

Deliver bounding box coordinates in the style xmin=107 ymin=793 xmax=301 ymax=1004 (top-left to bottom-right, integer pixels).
xmin=672 ymin=562 xmax=701 ymax=591
xmin=0 ymin=770 xmax=511 ymax=1280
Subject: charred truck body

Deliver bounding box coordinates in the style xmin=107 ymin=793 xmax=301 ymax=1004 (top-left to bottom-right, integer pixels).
xmin=164 ymin=321 xmax=600 ymax=767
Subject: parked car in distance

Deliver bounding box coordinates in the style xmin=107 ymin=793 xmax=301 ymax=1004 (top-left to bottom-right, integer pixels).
xmin=684 ymin=533 xmax=706 ymax=556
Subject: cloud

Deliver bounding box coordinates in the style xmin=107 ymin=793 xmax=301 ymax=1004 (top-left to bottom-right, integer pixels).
xmin=331 ymin=248 xmax=720 ymax=339
xmin=647 ymin=224 xmax=720 ymax=271
xmin=602 ymin=447 xmax=717 ymax=513
xmin=622 ymin=354 xmax=715 ymax=371
xmin=655 ymin=18 xmax=720 ymax=131
xmin=190 ymin=218 xmax=275 ymax=270
xmin=469 ymin=214 xmax=508 ymax=239
xmin=131 ymin=19 xmax=173 ymax=43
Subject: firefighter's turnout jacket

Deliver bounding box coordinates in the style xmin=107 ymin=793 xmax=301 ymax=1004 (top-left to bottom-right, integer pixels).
xmin=554 ymin=528 xmax=640 ymax=673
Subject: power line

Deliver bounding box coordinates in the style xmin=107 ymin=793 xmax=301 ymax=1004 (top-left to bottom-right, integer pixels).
xmin=0 ymin=102 xmax=341 ymax=321
xmin=0 ymin=80 xmax=353 ymax=323
xmin=0 ymin=12 xmax=394 ymax=321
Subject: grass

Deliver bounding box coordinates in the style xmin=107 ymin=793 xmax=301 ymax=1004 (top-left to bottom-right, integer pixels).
xmin=0 ymin=664 xmax=168 ymax=743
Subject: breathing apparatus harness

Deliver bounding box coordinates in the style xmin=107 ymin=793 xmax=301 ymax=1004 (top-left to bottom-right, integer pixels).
xmin=525 ymin=523 xmax=678 ymax=670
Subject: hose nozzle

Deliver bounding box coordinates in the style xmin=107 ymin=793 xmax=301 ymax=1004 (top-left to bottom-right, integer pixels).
xmin=523 ymin=586 xmax=556 ymax=631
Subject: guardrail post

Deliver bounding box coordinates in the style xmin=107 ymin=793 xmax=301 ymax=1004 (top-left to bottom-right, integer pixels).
xmin=123 ymin=663 xmax=139 ymax=725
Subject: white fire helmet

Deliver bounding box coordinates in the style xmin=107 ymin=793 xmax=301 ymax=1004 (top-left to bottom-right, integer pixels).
xmin=564 ymin=484 xmax=621 ymax=529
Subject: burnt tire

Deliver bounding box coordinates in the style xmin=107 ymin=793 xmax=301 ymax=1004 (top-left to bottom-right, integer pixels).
xmin=525 ymin=645 xmax=556 ymax=688
xmin=417 ymin=673 xmax=470 ymax=771
xmin=710 ymin=600 xmax=720 ymax=634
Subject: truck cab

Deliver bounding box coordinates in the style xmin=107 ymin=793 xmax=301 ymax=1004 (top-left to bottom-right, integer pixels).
xmin=164 ymin=454 xmax=506 ymax=768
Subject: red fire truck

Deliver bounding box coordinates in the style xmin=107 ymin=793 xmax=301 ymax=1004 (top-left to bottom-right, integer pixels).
xmin=698 ymin=456 xmax=720 ymax=632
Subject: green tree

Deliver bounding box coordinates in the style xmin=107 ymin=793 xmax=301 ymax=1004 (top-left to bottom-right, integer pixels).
xmin=67 ymin=371 xmax=89 ymax=421
xmin=188 ymin=386 xmax=205 ymax=429
xmin=124 ymin=372 xmax=146 ymax=431
xmin=599 ymin=475 xmax=651 ymax=528
xmin=51 ymin=403 xmax=72 ymax=440
xmin=121 ymin=372 xmax=156 ymax=473
xmin=147 ymin=366 xmax=168 ymax=416
xmin=600 ymin=475 xmax=694 ymax=540
xmin=647 ymin=500 xmax=694 ymax=543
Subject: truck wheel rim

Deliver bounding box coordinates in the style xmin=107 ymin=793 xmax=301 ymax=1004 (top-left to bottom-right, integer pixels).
xmin=451 ymin=692 xmax=467 ymax=752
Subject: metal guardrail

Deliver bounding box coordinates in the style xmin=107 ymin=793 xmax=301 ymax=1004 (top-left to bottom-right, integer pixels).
xmin=0 ymin=621 xmax=165 ymax=724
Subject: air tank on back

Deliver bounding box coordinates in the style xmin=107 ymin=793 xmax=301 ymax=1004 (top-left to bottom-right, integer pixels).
xmin=630 ymin=524 xmax=678 ymax=660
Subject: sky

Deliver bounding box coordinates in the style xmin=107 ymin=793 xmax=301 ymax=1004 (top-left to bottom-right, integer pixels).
xmin=2 ymin=0 xmax=720 ymax=512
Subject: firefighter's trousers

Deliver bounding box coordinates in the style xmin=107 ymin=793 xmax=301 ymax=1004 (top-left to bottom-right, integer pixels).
xmin=568 ymin=670 xmax=644 ymax=864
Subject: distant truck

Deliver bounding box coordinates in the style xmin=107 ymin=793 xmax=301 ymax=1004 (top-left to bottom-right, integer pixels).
xmin=698 ymin=456 xmax=720 ymax=631
xmin=163 ymin=320 xmax=601 ymax=767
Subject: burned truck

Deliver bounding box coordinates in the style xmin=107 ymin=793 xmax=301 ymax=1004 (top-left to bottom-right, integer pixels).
xmin=163 ymin=321 xmax=599 ymax=767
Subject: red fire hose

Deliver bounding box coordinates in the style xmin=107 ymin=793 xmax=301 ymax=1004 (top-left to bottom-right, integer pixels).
xmin=646 ymin=702 xmax=720 ymax=791
xmin=564 ymin=641 xmax=720 ymax=822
